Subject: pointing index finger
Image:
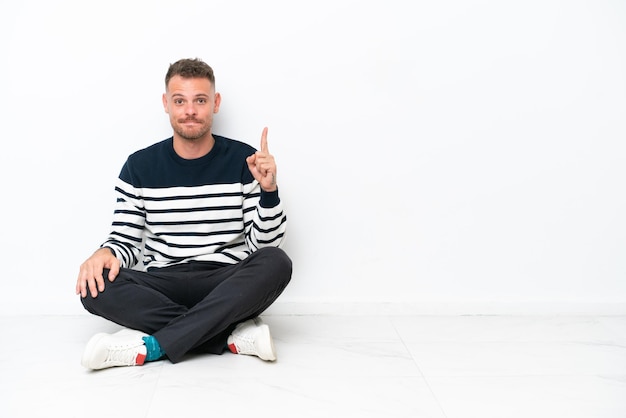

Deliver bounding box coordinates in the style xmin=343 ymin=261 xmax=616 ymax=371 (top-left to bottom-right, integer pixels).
xmin=260 ymin=127 xmax=269 ymax=153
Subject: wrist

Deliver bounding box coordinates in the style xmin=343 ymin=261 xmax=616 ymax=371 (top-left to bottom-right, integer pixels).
xmin=99 ymin=246 xmax=116 ymax=257
xmin=259 ymin=188 xmax=280 ymax=208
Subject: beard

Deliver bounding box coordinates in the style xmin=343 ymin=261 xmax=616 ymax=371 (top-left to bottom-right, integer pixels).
xmin=172 ymin=117 xmax=212 ymax=141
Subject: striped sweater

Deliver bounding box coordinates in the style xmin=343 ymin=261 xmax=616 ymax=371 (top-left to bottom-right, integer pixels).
xmin=101 ymin=134 xmax=287 ymax=270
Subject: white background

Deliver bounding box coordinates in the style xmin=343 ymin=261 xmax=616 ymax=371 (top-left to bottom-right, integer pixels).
xmin=0 ymin=0 xmax=624 ymax=315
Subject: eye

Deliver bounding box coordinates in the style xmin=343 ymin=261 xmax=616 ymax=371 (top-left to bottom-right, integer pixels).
xmin=174 ymin=99 xmax=184 ymax=105
xmin=197 ymin=98 xmax=207 ymax=104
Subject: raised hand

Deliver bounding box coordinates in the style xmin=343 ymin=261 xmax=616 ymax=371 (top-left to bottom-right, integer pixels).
xmin=246 ymin=127 xmax=278 ymax=192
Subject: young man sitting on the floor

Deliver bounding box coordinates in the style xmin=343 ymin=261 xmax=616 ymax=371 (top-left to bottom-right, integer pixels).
xmin=75 ymin=58 xmax=292 ymax=369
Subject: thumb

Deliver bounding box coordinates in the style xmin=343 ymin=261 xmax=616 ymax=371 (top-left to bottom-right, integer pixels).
xmin=107 ymin=259 xmax=120 ymax=282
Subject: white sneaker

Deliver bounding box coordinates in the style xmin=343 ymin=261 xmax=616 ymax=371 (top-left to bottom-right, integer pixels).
xmin=227 ymin=318 xmax=277 ymax=361
xmin=81 ymin=329 xmax=148 ymax=370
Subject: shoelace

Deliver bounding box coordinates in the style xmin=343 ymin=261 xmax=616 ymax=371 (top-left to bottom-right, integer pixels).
xmin=104 ymin=344 xmax=140 ymax=365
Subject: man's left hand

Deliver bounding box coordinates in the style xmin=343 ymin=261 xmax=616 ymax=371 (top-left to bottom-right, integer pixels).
xmin=246 ymin=127 xmax=278 ymax=192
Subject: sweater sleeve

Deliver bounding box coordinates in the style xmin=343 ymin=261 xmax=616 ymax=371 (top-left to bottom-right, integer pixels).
xmin=242 ymin=180 xmax=287 ymax=251
xmin=100 ymin=163 xmax=145 ymax=268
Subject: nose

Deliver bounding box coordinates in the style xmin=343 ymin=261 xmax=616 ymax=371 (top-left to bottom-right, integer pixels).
xmin=184 ymin=102 xmax=197 ymax=116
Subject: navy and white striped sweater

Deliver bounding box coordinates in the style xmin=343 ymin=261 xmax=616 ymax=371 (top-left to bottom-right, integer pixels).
xmin=101 ymin=134 xmax=287 ymax=270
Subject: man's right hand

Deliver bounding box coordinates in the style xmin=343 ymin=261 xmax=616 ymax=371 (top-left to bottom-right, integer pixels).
xmin=75 ymin=247 xmax=120 ymax=298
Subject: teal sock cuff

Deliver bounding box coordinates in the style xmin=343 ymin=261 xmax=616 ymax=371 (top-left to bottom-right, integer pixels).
xmin=142 ymin=335 xmax=165 ymax=362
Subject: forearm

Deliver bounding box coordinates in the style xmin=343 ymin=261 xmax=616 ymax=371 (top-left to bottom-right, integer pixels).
xmin=101 ymin=178 xmax=146 ymax=268
xmin=246 ymin=189 xmax=287 ymax=250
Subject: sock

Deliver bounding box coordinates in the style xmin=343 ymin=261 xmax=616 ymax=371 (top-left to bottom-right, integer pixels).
xmin=142 ymin=335 xmax=165 ymax=361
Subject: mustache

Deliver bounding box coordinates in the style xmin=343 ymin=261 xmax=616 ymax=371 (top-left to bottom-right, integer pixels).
xmin=178 ymin=118 xmax=204 ymax=123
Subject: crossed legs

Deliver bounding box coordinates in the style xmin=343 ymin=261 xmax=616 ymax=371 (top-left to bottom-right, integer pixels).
xmin=80 ymin=247 xmax=292 ymax=364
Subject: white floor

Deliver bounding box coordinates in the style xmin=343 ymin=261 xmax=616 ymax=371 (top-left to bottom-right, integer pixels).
xmin=0 ymin=314 xmax=625 ymax=418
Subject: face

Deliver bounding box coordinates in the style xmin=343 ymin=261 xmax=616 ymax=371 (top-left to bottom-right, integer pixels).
xmin=162 ymin=75 xmax=221 ymax=142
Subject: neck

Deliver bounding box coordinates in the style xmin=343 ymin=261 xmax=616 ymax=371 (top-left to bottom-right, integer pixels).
xmin=172 ymin=133 xmax=215 ymax=159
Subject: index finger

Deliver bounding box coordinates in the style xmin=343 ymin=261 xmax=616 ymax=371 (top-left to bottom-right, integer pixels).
xmin=260 ymin=127 xmax=269 ymax=153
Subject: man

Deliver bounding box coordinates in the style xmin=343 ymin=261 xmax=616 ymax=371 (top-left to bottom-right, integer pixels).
xmin=76 ymin=58 xmax=292 ymax=370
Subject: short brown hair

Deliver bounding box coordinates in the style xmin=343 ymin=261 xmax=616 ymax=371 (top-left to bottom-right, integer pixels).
xmin=165 ymin=58 xmax=215 ymax=89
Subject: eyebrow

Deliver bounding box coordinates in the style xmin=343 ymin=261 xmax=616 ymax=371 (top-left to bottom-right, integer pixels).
xmin=171 ymin=93 xmax=210 ymax=98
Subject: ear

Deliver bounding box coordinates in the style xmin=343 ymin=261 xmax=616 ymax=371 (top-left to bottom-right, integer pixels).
xmin=213 ymin=92 xmax=221 ymax=114
xmin=162 ymin=93 xmax=169 ymax=113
